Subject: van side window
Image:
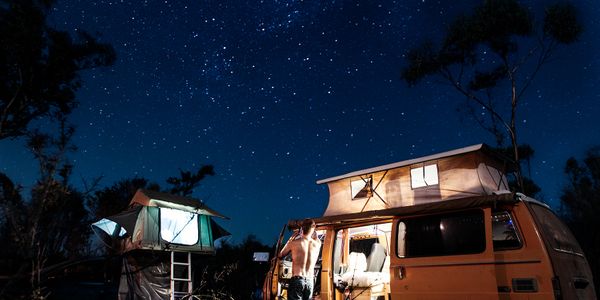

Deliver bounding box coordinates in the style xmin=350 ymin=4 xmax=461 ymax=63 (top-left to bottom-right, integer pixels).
xmin=492 ymin=210 xmax=522 ymax=250
xmin=397 ymin=209 xmax=485 ymax=257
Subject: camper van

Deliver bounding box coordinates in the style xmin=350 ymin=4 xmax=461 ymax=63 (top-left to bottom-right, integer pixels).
xmin=263 ymin=145 xmax=596 ymax=300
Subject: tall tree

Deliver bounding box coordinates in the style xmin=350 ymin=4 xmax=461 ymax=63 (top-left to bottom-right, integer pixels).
xmin=0 ymin=0 xmax=115 ymax=139
xmin=401 ymin=0 xmax=582 ymax=190
xmin=560 ymin=146 xmax=600 ymax=294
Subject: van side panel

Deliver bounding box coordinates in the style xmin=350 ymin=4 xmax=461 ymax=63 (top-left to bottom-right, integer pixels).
xmin=492 ymin=202 xmax=556 ymax=299
xmin=389 ymin=209 xmax=498 ymax=300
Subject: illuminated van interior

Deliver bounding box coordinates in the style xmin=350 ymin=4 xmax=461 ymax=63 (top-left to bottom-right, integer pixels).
xmin=332 ymin=222 xmax=392 ymax=299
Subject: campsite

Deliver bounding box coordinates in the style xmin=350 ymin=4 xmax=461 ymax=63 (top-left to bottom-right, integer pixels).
xmin=1 ymin=0 xmax=600 ymax=299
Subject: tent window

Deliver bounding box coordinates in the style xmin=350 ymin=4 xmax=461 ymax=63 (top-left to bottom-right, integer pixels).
xmin=351 ymin=176 xmax=372 ymax=200
xmin=411 ymin=164 xmax=439 ymax=189
xmin=160 ymin=207 xmax=199 ymax=245
xmin=93 ymin=218 xmax=127 ymax=237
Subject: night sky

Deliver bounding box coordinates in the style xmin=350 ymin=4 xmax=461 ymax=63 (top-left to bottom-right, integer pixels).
xmin=1 ymin=0 xmax=599 ymax=244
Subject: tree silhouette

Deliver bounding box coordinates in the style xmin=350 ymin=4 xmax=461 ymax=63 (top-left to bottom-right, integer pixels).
xmin=88 ymin=177 xmax=155 ymax=220
xmin=166 ymin=165 xmax=215 ymax=197
xmin=0 ymin=0 xmax=116 ymax=140
xmin=88 ymin=164 xmax=215 ymax=222
xmin=401 ymin=0 xmax=582 ymax=190
xmin=560 ymin=146 xmax=600 ymax=294
xmin=494 ymin=144 xmax=541 ymax=197
xmin=0 ymin=118 xmax=90 ymax=299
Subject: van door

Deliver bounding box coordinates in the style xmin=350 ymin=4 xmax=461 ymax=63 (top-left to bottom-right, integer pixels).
xmin=390 ymin=208 xmax=498 ymax=300
xmin=528 ymin=202 xmax=597 ymax=300
xmin=263 ymin=224 xmax=287 ymax=300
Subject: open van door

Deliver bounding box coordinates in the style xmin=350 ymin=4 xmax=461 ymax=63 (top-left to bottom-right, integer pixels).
xmin=390 ymin=208 xmax=499 ymax=300
xmin=263 ymin=224 xmax=287 ymax=300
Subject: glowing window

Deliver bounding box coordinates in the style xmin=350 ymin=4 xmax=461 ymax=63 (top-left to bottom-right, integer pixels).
xmin=411 ymin=164 xmax=439 ymax=188
xmin=351 ymin=176 xmax=372 ymax=199
xmin=93 ymin=218 xmax=127 ymax=237
xmin=160 ymin=208 xmax=198 ymax=245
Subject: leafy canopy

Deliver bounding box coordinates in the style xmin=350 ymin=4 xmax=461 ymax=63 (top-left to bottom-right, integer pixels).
xmin=0 ymin=0 xmax=116 ymax=139
xmin=402 ymin=0 xmax=581 ymax=88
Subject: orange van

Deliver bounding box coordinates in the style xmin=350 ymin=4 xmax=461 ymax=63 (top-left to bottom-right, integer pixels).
xmin=263 ymin=193 xmax=596 ymax=300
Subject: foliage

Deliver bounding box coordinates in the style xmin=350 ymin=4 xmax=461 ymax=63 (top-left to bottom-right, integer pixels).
xmin=0 ymin=0 xmax=116 ymax=140
xmin=560 ymin=146 xmax=600 ymax=294
xmin=401 ymin=0 xmax=583 ymax=190
xmin=88 ymin=164 xmax=215 ymax=222
xmin=88 ymin=177 xmax=154 ymax=220
xmin=167 ymin=165 xmax=215 ymax=197
xmin=494 ymin=144 xmax=541 ymax=197
xmin=0 ymin=120 xmax=90 ymax=299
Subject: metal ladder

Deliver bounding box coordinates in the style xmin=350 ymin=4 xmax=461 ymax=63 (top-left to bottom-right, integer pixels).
xmin=170 ymin=251 xmax=192 ymax=300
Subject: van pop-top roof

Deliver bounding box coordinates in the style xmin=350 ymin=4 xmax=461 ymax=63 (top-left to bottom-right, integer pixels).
xmin=317 ymin=144 xmax=515 ymax=216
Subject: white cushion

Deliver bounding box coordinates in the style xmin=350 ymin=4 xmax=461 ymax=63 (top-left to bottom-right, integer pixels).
xmin=346 ymin=252 xmax=367 ymax=272
xmin=341 ymin=271 xmax=390 ymax=287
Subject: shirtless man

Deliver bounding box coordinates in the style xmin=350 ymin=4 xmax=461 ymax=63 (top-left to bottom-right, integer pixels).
xmin=279 ymin=219 xmax=322 ymax=300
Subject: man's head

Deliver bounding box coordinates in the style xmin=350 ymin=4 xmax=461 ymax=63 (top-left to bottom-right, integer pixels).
xmin=301 ymin=218 xmax=316 ymax=236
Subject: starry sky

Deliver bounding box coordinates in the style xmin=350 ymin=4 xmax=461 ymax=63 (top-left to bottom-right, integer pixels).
xmin=1 ymin=0 xmax=599 ymax=244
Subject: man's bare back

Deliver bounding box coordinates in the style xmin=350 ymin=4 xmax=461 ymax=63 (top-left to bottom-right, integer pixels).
xmin=280 ymin=232 xmax=321 ymax=277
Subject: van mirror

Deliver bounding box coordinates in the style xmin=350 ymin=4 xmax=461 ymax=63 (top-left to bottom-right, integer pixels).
xmin=253 ymin=252 xmax=270 ymax=262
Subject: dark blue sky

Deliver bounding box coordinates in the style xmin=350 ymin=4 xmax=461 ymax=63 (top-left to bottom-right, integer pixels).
xmin=1 ymin=0 xmax=599 ymax=243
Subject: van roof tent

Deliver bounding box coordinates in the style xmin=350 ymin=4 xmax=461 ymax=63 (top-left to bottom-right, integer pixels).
xmin=316 ymin=144 xmax=515 ymax=185
xmin=288 ymin=193 xmax=519 ymax=229
xmin=316 ymin=144 xmax=517 ymax=216
xmin=92 ymin=189 xmax=229 ymax=254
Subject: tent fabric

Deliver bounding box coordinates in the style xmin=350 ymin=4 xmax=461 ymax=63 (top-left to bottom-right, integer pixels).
xmin=320 ymin=146 xmax=512 ymax=216
xmin=118 ymin=251 xmax=170 ymax=300
xmin=114 ymin=206 xmax=218 ymax=254
xmin=106 ymin=206 xmax=143 ymax=236
xmin=210 ymin=219 xmax=231 ymax=240
xmin=130 ymin=189 xmax=228 ymax=219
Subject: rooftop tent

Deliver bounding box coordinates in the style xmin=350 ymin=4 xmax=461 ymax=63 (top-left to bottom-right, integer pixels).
xmin=92 ymin=189 xmax=229 ymax=254
xmin=317 ymin=144 xmax=515 ymax=216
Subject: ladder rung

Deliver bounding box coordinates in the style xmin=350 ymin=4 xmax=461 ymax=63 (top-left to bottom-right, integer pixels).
xmin=173 ymin=291 xmax=188 ymax=297
xmin=172 ymin=277 xmax=191 ymax=281
xmin=172 ymin=262 xmax=190 ymax=266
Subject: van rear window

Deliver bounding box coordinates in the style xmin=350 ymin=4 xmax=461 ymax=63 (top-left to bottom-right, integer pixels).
xmin=397 ymin=209 xmax=485 ymax=257
xmin=529 ymin=204 xmax=583 ymax=255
